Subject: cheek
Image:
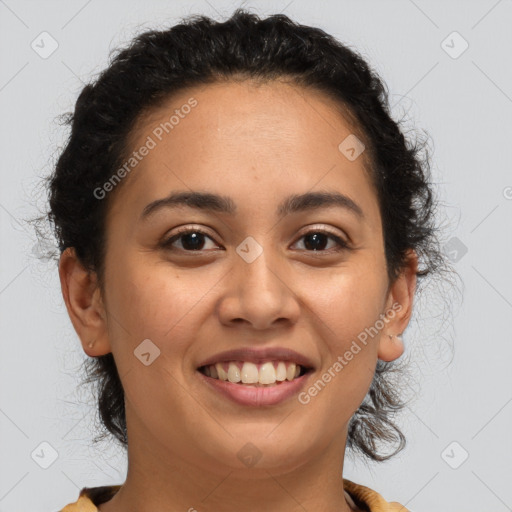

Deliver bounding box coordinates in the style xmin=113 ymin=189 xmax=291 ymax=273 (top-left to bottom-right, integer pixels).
xmin=307 ymin=263 xmax=388 ymax=340
xmin=104 ymin=257 xmax=224 ymax=360
xmin=300 ymin=265 xmax=387 ymax=409
xmin=103 ymin=261 xmax=213 ymax=419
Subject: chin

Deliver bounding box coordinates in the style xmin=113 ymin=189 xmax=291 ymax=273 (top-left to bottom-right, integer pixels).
xmin=195 ymin=428 xmax=316 ymax=475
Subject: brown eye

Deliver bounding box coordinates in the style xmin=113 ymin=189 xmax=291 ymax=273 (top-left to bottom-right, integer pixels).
xmin=161 ymin=229 xmax=220 ymax=252
xmin=293 ymin=230 xmax=349 ymax=252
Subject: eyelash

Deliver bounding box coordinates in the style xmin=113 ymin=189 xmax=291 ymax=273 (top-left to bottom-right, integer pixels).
xmin=160 ymin=226 xmax=350 ymax=254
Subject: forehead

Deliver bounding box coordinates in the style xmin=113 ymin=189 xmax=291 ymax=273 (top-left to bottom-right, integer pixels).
xmin=107 ymin=80 xmax=379 ymax=224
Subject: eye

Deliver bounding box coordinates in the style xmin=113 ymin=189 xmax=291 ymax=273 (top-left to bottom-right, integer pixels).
xmin=292 ymin=228 xmax=349 ymax=253
xmin=160 ymin=227 xmax=221 ymax=252
xmin=160 ymin=226 xmax=350 ymax=254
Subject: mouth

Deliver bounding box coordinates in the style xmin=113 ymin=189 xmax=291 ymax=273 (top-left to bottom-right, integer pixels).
xmin=195 ymin=347 xmax=315 ymax=406
xmin=197 ymin=360 xmax=313 ymax=387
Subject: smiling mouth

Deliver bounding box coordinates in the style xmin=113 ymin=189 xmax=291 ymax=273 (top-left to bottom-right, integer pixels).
xmin=198 ymin=360 xmax=312 ymax=387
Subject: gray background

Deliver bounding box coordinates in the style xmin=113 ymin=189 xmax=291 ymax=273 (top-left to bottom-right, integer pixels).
xmin=1 ymin=0 xmax=511 ymax=511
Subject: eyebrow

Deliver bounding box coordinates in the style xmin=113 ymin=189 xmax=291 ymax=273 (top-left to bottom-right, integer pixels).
xmin=139 ymin=190 xmax=364 ymax=221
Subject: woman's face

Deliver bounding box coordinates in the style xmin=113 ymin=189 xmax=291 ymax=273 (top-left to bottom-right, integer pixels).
xmin=64 ymin=80 xmax=415 ymax=475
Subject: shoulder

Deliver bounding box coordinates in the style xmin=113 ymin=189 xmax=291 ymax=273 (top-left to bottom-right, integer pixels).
xmin=58 ymin=485 xmax=121 ymax=511
xmin=59 ymin=481 xmax=407 ymax=512
xmin=343 ymin=478 xmax=410 ymax=512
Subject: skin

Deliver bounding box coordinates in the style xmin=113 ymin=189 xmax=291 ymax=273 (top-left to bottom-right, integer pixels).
xmin=59 ymin=80 xmax=417 ymax=512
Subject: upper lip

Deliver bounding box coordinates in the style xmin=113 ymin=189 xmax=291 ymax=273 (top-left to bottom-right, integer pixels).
xmin=197 ymin=347 xmax=315 ymax=370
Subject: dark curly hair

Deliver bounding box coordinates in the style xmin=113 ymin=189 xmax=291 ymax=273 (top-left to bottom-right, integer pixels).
xmin=35 ymin=8 xmax=451 ymax=463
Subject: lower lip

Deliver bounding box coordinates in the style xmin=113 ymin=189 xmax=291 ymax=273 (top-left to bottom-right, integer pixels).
xmin=197 ymin=370 xmax=312 ymax=406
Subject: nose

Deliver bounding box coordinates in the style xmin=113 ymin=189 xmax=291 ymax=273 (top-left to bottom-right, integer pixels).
xmin=216 ymin=244 xmax=300 ymax=330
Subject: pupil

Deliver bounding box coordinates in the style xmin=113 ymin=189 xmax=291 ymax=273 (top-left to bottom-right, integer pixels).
xmin=304 ymin=233 xmax=327 ymax=251
xmin=182 ymin=232 xmax=204 ymax=250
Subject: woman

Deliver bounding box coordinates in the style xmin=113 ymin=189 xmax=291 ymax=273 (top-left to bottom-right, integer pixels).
xmin=48 ymin=8 xmax=446 ymax=511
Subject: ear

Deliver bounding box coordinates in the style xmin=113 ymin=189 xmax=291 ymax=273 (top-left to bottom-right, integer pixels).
xmin=378 ymin=249 xmax=418 ymax=362
xmin=58 ymin=247 xmax=112 ymax=357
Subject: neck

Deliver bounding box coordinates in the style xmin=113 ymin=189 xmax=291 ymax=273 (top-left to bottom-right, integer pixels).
xmin=99 ymin=410 xmax=357 ymax=512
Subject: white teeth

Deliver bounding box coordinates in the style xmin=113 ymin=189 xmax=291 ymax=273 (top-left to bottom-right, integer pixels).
xmin=204 ymin=360 xmax=305 ymax=385
xmin=259 ymin=362 xmax=276 ymax=384
xmin=215 ymin=363 xmax=228 ymax=381
xmin=286 ymin=363 xmax=296 ymax=381
xmin=276 ymin=361 xmax=287 ymax=381
xmin=227 ymin=363 xmax=241 ymax=383
xmin=241 ymin=362 xmax=259 ymax=384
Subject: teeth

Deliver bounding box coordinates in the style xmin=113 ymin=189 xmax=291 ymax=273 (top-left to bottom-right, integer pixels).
xmin=276 ymin=361 xmax=287 ymax=381
xmin=215 ymin=363 xmax=228 ymax=381
xmin=241 ymin=362 xmax=259 ymax=384
xmin=259 ymin=362 xmax=276 ymax=384
xmin=203 ymin=361 xmax=306 ymax=385
xmin=227 ymin=364 xmax=241 ymax=383
xmin=287 ymin=363 xmax=297 ymax=381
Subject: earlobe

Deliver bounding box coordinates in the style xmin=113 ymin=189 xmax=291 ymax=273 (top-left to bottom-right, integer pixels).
xmin=378 ymin=333 xmax=405 ymax=362
xmin=58 ymin=247 xmax=111 ymax=357
xmin=378 ymin=250 xmax=418 ymax=362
